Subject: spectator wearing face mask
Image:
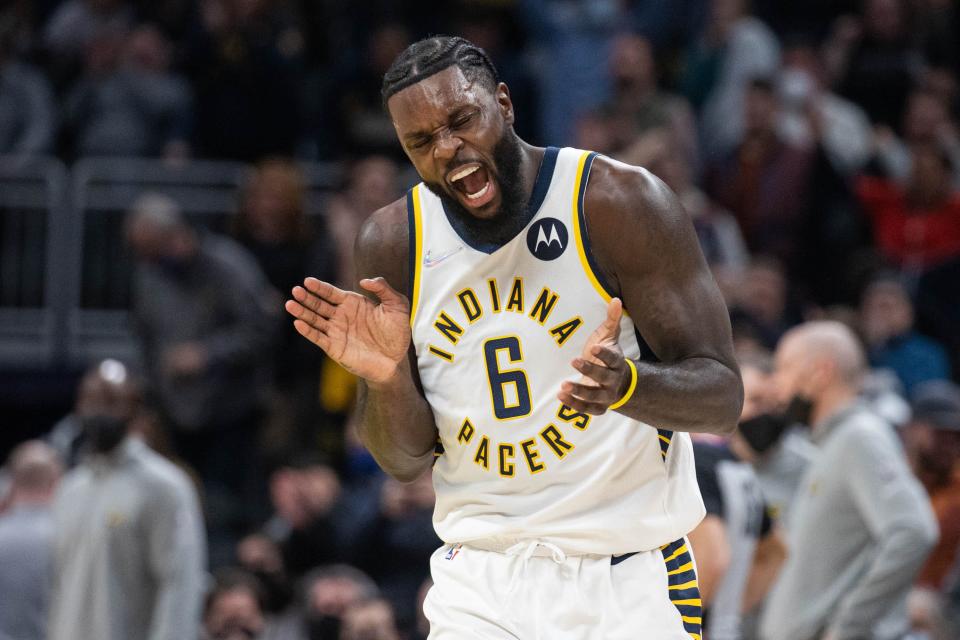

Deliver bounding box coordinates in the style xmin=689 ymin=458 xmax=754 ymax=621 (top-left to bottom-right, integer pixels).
xmin=776 ymin=38 xmax=873 ymax=176
xmin=48 ymin=359 xmax=137 ymax=468
xmin=728 ymin=356 xmax=818 ymax=532
xmin=760 ymin=321 xmax=938 ymax=640
xmin=688 ymin=352 xmax=787 ymax=640
xmin=299 ymin=565 xmax=379 ymax=640
xmin=48 ymin=359 xmax=206 ymax=640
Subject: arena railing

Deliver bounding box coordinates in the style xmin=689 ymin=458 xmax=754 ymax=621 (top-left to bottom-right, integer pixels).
xmin=64 ymin=157 xmax=342 ymax=368
xmin=0 ymin=156 xmax=69 ymax=368
xmin=0 ymin=156 xmax=342 ymax=370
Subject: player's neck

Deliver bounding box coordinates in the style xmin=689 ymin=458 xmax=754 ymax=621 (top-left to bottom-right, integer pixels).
xmin=515 ymin=139 xmax=546 ymax=207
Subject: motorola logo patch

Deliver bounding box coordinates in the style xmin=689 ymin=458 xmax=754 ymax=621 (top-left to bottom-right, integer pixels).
xmin=526 ymin=218 xmax=568 ymax=261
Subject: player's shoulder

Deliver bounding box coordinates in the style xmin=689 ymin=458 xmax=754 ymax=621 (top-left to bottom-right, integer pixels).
xmin=582 ymin=154 xmax=683 ymax=230
xmin=357 ymin=196 xmax=409 ymax=253
xmin=355 ymin=195 xmax=410 ymax=292
xmin=578 ymin=152 xmax=693 ymax=275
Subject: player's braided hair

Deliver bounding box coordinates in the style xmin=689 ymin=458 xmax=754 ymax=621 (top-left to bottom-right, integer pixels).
xmin=381 ymin=35 xmax=499 ymax=108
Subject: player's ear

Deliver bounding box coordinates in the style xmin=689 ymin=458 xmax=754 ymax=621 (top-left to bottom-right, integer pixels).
xmin=496 ymin=82 xmax=514 ymax=125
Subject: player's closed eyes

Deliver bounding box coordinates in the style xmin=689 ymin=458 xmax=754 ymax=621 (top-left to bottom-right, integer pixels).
xmin=451 ymin=112 xmax=476 ymax=129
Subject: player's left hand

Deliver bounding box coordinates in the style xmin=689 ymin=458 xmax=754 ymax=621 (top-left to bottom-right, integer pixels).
xmin=557 ymin=298 xmax=631 ymax=415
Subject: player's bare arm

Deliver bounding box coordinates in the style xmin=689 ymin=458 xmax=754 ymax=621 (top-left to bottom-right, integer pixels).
xmin=285 ymin=199 xmax=438 ymax=482
xmin=557 ymin=155 xmax=743 ymax=434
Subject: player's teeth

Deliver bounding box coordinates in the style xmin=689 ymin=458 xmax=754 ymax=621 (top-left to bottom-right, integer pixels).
xmin=451 ymin=165 xmax=479 ymax=182
xmin=466 ymin=182 xmax=490 ymax=200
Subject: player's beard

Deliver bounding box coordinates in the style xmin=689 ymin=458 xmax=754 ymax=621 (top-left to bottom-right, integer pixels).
xmin=424 ymin=129 xmax=527 ymax=246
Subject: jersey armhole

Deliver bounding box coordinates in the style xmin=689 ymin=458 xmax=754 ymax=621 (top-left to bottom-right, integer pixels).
xmin=571 ymin=151 xmax=618 ymax=303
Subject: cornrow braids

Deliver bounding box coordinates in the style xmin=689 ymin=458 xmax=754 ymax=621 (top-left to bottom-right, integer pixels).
xmin=381 ymin=35 xmax=499 ymax=108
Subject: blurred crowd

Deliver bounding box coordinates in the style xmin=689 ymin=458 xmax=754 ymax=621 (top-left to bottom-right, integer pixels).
xmin=1 ymin=0 xmax=960 ymax=639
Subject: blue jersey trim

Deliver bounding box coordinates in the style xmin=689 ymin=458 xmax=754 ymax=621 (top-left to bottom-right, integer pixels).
xmin=440 ymin=146 xmax=560 ymax=254
xmin=575 ymin=152 xmax=618 ymax=299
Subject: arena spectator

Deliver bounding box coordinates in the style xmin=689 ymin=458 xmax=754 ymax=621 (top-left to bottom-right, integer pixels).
xmin=860 ymin=275 xmax=951 ymax=395
xmin=234 ymin=159 xmax=335 ymax=458
xmin=328 ymin=23 xmax=411 ymax=159
xmin=603 ymin=33 xmax=699 ymax=169
xmin=262 ymin=455 xmax=375 ymax=579
xmin=183 ymin=0 xmax=302 ymax=160
xmin=727 ymin=350 xmax=817 ymax=530
xmin=644 ymin=133 xmax=748 ymax=278
xmin=237 ymin=532 xmax=294 ymax=615
xmin=760 ymin=321 xmax=938 ymax=640
xmin=412 ymin=579 xmax=431 ymax=640
xmin=776 ymin=38 xmax=873 ymax=176
xmin=325 ymin=156 xmax=401 ymax=291
xmin=47 ymin=358 xmax=136 ymax=467
xmin=0 ymin=1 xmax=45 ymax=59
xmin=66 ymin=23 xmax=193 ymax=159
xmin=856 ymin=142 xmax=960 ymax=275
xmin=318 ymin=156 xmax=402 ymax=427
xmin=202 ymin=568 xmax=306 ymax=640
xmin=519 ymin=0 xmax=629 ymax=145
xmin=300 ymin=565 xmax=380 ymax=640
xmin=902 ymin=381 xmax=960 ymax=591
xmin=355 ymin=472 xmax=440 ymax=634
xmin=203 ymin=569 xmax=268 ymax=640
xmin=874 ymin=87 xmax=960 ymax=188
xmin=0 ymin=25 xmax=56 ymax=155
xmin=705 ymin=79 xmax=815 ymax=269
xmin=49 ymin=358 xmax=206 ymax=640
xmin=689 ymin=355 xmax=787 ymax=638
xmin=825 ymin=0 xmax=923 ymax=129
xmin=126 ymin=192 xmax=278 ymax=562
xmin=340 ymin=598 xmax=401 ymax=640
xmin=682 ymin=0 xmax=780 ymax=159
xmin=0 ymin=441 xmax=61 ymax=640
xmin=728 ymin=257 xmax=794 ymax=352
xmin=41 ymin=0 xmax=133 ymax=81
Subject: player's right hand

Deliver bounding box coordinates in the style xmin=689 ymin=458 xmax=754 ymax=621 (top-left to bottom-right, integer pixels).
xmin=285 ymin=276 xmax=410 ymax=385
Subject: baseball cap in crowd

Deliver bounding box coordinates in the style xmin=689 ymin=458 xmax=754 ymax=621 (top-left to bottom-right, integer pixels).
xmin=911 ymin=380 xmax=960 ymax=431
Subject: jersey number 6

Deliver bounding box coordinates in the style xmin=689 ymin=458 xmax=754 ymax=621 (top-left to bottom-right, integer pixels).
xmin=483 ymin=336 xmax=533 ymax=420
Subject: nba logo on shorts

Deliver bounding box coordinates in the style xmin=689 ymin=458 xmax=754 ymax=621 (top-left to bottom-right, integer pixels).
xmin=526 ymin=218 xmax=568 ymax=261
xmin=444 ymin=544 xmax=462 ymax=560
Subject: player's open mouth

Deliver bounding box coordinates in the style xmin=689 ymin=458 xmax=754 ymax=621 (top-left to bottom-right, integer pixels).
xmin=447 ymin=162 xmax=497 ymax=208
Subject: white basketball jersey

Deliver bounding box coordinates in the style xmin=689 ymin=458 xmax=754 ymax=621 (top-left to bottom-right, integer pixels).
xmin=408 ymin=147 xmax=705 ymax=555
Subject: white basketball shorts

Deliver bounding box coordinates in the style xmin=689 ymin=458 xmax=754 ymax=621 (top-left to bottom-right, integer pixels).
xmin=424 ymin=538 xmax=702 ymax=639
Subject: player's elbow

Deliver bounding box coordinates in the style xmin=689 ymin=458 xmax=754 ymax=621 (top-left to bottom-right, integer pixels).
xmin=385 ymin=458 xmax=433 ymax=484
xmin=713 ymin=365 xmax=744 ymax=435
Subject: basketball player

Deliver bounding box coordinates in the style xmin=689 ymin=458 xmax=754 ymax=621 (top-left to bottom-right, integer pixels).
xmin=285 ymin=37 xmax=742 ymax=639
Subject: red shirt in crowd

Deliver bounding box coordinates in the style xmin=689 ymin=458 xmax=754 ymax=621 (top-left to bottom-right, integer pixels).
xmin=855 ymin=176 xmax=960 ymax=271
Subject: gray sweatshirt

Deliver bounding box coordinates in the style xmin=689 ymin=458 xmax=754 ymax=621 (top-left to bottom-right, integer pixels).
xmin=49 ymin=438 xmax=206 ymax=640
xmin=760 ymin=402 xmax=938 ymax=640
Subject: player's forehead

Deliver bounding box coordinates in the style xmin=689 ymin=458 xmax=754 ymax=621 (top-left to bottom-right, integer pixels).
xmin=388 ymin=65 xmax=487 ymax=135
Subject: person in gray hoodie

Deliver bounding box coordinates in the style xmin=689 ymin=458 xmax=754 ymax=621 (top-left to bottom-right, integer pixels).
xmin=760 ymin=321 xmax=938 ymax=640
